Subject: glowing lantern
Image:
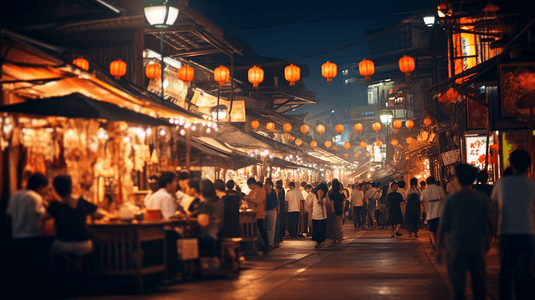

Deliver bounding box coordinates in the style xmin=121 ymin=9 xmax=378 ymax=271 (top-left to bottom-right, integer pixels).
xmin=248 ymin=66 xmax=264 ymax=88
xmin=295 ymin=138 xmax=302 ymax=147
xmin=399 ymin=55 xmax=415 ymax=78
xmin=145 ymin=64 xmax=161 ymax=79
xmin=344 ymin=141 xmax=351 ymax=150
xmin=391 ymin=139 xmax=399 ymax=147
xmin=405 ymin=119 xmax=414 ymax=130
xmin=289 ymin=135 xmax=296 ymax=142
xmin=316 ymin=124 xmax=325 ymax=135
xmin=285 ymin=64 xmax=300 ymax=86
xmin=365 ymin=152 xmax=370 ymax=157
xmin=332 ymin=146 xmax=338 ymax=151
xmin=324 ymin=140 xmax=332 ymax=148
xmin=321 ymin=61 xmax=337 ymax=82
xmin=310 ymin=140 xmax=317 ymax=149
xmin=178 ymin=65 xmax=194 ymax=82
xmin=110 ymin=59 xmax=127 ymax=79
xmin=354 ymin=153 xmax=360 ymax=157
xmin=250 ymin=120 xmax=260 ymax=130
xmin=424 ymin=117 xmax=432 ymax=126
xmin=300 ymin=124 xmax=309 ymax=134
xmin=266 ymin=122 xmax=275 ymax=132
xmin=73 ymin=58 xmax=89 ymax=71
xmin=359 ymin=59 xmax=374 ymax=80
xmin=344 ymin=153 xmax=349 ymax=159
xmin=214 ymin=65 xmax=230 ymax=87
xmin=359 ymin=141 xmax=367 ymax=148
xmin=376 ymin=140 xmax=383 ymax=147
xmin=283 ymin=123 xmax=292 ymax=132
xmin=372 ymin=122 xmax=382 ymax=132
xmin=335 ymin=124 xmax=345 ymax=134
xmin=393 ymin=119 xmax=402 ymax=129
xmin=354 ymin=123 xmax=363 ymax=132
xmin=406 ymin=137 xmax=415 ymax=144
xmin=284 ymin=133 xmax=292 ymax=140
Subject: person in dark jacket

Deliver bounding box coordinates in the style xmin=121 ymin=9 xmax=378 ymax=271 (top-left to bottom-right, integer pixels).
xmin=215 ymin=180 xmax=240 ymax=238
xmin=387 ymin=182 xmax=404 ymax=237
xmin=275 ymin=180 xmax=286 ymax=239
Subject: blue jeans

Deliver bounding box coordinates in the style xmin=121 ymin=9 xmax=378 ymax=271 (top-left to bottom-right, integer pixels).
xmin=264 ymin=209 xmax=277 ymax=247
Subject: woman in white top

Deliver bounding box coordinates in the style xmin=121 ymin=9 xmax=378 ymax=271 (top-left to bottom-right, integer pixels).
xmin=309 ymin=183 xmax=330 ymax=248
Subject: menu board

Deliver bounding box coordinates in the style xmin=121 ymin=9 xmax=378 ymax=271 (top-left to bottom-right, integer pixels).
xmin=465 ymin=136 xmax=493 ymax=170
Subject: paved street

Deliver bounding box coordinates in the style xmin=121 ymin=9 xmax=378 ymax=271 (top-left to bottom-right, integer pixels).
xmin=71 ymin=223 xmax=503 ymax=300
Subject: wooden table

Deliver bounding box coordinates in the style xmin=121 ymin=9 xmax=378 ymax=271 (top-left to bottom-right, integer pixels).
xmin=239 ymin=210 xmax=257 ymax=254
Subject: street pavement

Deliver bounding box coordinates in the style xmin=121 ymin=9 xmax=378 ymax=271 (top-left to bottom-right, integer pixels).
xmin=72 ymin=223 xmax=503 ymax=300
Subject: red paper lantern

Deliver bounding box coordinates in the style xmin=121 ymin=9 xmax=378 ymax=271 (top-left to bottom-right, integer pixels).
xmin=284 ymin=133 xmax=292 ymax=140
xmin=266 ymin=122 xmax=275 ymax=132
xmin=354 ymin=123 xmax=363 ymax=132
xmin=145 ymin=64 xmax=161 ymax=79
xmin=359 ymin=141 xmax=367 ymax=148
xmin=391 ymin=139 xmax=399 ymax=147
xmin=285 ymin=64 xmax=300 ymax=86
xmin=250 ymin=120 xmax=260 ymax=130
xmin=376 ymin=140 xmax=383 ymax=147
xmin=110 ymin=59 xmax=127 ymax=79
xmin=359 ymin=59 xmax=374 ymax=80
xmin=316 ymin=124 xmax=325 ymax=135
xmin=322 ymin=61 xmax=337 ymax=82
xmin=335 ymin=124 xmax=345 ymax=134
xmin=344 ymin=153 xmax=349 ymax=158
xmin=424 ymin=117 xmax=432 ymax=127
xmin=405 ymin=120 xmax=415 ymax=130
xmin=283 ymin=123 xmax=292 ymax=132
xmin=248 ymin=66 xmax=264 ymax=88
xmin=300 ymin=125 xmax=309 ymax=134
xmin=324 ymin=140 xmax=332 ymax=148
xmin=399 ymin=55 xmax=415 ymax=77
xmin=393 ymin=119 xmax=402 ymax=129
xmin=295 ymin=138 xmax=303 ymax=147
xmin=372 ymin=122 xmax=382 ymax=132
xmin=73 ymin=58 xmax=89 ymax=71
xmin=310 ymin=140 xmax=317 ymax=149
xmin=214 ymin=65 xmax=230 ymax=87
xmin=178 ymin=65 xmax=194 ymax=82
xmin=344 ymin=142 xmax=351 ymax=150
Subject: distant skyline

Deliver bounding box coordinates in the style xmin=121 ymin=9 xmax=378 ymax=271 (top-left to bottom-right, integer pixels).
xmin=190 ymin=0 xmax=435 ymax=119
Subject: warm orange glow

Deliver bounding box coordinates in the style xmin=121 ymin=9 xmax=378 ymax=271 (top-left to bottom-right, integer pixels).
xmin=355 ymin=153 xmax=360 ymax=157
xmin=324 ymin=140 xmax=332 ymax=148
xmin=344 ymin=141 xmax=351 ymax=150
xmin=359 ymin=59 xmax=374 ymax=80
xmin=452 ymin=18 xmax=477 ymax=83
xmin=399 ymin=55 xmax=415 ymax=76
xmin=214 ymin=65 xmax=230 ymax=86
xmin=248 ymin=66 xmax=264 ymax=88
xmin=178 ymin=65 xmax=194 ymax=82
xmin=266 ymin=122 xmax=275 ymax=132
xmin=332 ymin=146 xmax=338 ymax=151
xmin=393 ymin=119 xmax=402 ymax=129
xmin=438 ymin=87 xmax=460 ymax=103
xmin=73 ymin=58 xmax=89 ymax=71
xmin=283 ymin=123 xmax=293 ymax=132
xmin=322 ymin=61 xmax=337 ymax=82
xmin=405 ymin=120 xmax=414 ymax=130
xmin=391 ymin=139 xmax=399 ymax=147
xmin=376 ymin=140 xmax=383 ymax=147
xmin=359 ymin=141 xmax=367 ymax=148
xmin=300 ymin=124 xmax=309 ymax=134
xmin=285 ymin=64 xmax=300 ymax=86
xmin=284 ymin=133 xmax=292 ymax=140
xmin=406 ymin=137 xmax=415 ymax=144
xmin=295 ymin=138 xmax=302 ymax=146
xmin=250 ymin=120 xmax=260 ymax=129
xmin=424 ymin=117 xmax=432 ymax=126
xmin=344 ymin=153 xmax=349 ymax=158
xmin=372 ymin=122 xmax=382 ymax=132
xmin=145 ymin=64 xmax=161 ymax=79
xmin=335 ymin=124 xmax=345 ymax=134
xmin=354 ymin=123 xmax=363 ymax=132
xmin=365 ymin=152 xmax=370 ymax=157
xmin=316 ymin=124 xmax=325 ymax=135
xmin=310 ymin=140 xmax=317 ymax=149
xmin=110 ymin=59 xmax=127 ymax=79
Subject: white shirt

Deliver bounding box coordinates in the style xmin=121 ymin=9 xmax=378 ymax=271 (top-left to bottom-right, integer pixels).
xmin=420 ymin=184 xmax=446 ymax=220
xmin=287 ymin=189 xmax=304 ymax=212
xmin=305 ymin=192 xmax=315 ymax=213
xmin=311 ymin=196 xmax=329 ymax=220
xmin=176 ymin=190 xmax=194 ymax=211
xmin=144 ymin=191 xmax=153 ymax=208
xmin=491 ymin=176 xmax=535 ymax=236
xmin=6 ymin=190 xmax=46 ymax=238
xmin=351 ymin=189 xmax=364 ymax=207
xmin=146 ymin=188 xmax=176 ymax=219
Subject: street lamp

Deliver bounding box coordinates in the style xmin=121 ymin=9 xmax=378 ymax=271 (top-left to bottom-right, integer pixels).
xmin=379 ymin=110 xmax=393 ymax=125
xmin=144 ymin=0 xmax=179 ymax=99
xmin=423 ymin=15 xmax=435 ymax=27
xmin=211 ymin=105 xmax=228 ymax=121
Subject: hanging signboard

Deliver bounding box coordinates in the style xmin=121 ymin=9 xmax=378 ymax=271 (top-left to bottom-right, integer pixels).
xmin=441 ymin=148 xmax=461 ymax=166
xmin=465 ymin=136 xmax=493 ymax=170
xmin=466 ymin=98 xmax=488 ymax=130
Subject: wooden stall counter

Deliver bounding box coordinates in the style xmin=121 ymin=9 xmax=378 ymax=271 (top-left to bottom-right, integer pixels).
xmin=239 ymin=209 xmax=257 ymax=254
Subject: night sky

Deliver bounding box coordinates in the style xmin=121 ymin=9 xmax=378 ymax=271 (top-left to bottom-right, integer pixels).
xmin=190 ymin=0 xmax=435 ymax=119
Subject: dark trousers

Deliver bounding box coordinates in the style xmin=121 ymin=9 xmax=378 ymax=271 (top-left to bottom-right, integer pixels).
xmin=499 ymin=235 xmax=534 ymax=300
xmin=288 ymin=212 xmax=300 ymax=237
xmin=447 ymin=250 xmax=486 ymax=300
xmin=353 ymin=206 xmax=363 ymax=228
xmin=256 ymin=219 xmax=269 ymax=252
xmin=304 ymin=212 xmax=309 ymax=234
xmin=165 ymin=230 xmax=180 ymax=277
xmin=279 ymin=207 xmax=286 ymax=239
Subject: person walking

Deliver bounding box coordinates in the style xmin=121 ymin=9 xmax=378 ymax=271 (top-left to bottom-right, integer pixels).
xmin=365 ymin=182 xmax=379 ymax=228
xmin=387 ymin=182 xmax=404 ymax=237
xmin=328 ymin=179 xmax=344 ymax=244
xmin=286 ymin=182 xmax=304 ymax=238
xmin=405 ymin=178 xmax=422 ymax=238
xmin=243 ymin=178 xmax=269 ymax=255
xmin=309 ymin=183 xmax=329 ymax=248
xmin=436 ymin=164 xmax=492 ymax=300
xmin=351 ymin=183 xmax=365 ymax=229
xmin=263 ymin=179 xmax=278 ymax=250
xmin=275 ymin=180 xmax=286 ymax=239
xmin=420 ymin=176 xmax=447 ymax=248
xmin=491 ymin=149 xmax=535 ymax=300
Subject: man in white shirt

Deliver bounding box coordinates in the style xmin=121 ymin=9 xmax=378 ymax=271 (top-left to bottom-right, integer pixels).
xmin=146 ymin=171 xmax=177 ymax=219
xmin=303 ymin=184 xmax=313 ymax=235
xmin=420 ymin=176 xmax=447 ymax=248
xmin=491 ymin=149 xmax=535 ymax=299
xmin=351 ymin=183 xmax=365 ymax=229
xmin=6 ymin=173 xmax=50 ymax=296
xmin=144 ymin=175 xmax=160 ymax=207
xmin=175 ymin=171 xmax=194 ymax=212
xmin=286 ymin=182 xmax=304 ymax=237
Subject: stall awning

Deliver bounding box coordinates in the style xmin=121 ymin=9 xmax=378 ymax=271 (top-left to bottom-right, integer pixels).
xmin=0 ymin=93 xmax=171 ymax=126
